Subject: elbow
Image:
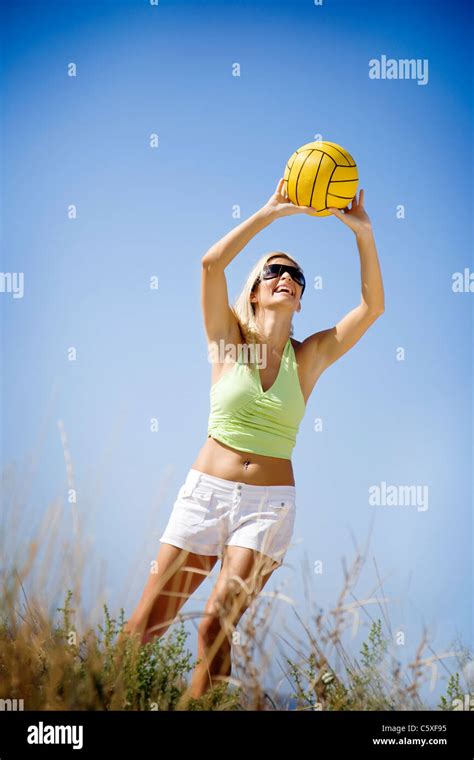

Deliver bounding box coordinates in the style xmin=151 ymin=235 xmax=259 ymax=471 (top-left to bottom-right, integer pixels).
xmin=363 ymin=301 xmax=385 ymax=318
xmin=367 ymin=304 xmax=385 ymax=318
xmin=201 ymin=249 xmax=222 ymax=270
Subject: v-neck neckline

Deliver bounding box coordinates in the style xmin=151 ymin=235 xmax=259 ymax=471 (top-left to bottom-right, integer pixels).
xmin=255 ymin=338 xmax=291 ymax=395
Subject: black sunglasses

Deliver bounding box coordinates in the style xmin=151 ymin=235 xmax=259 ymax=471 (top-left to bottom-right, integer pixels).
xmin=254 ymin=263 xmax=306 ymax=296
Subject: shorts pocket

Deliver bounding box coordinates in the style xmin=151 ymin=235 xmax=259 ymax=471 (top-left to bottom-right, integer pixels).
xmin=265 ymin=497 xmax=296 ymax=525
xmin=179 ymin=482 xmax=213 ymax=503
xmin=174 ymin=482 xmax=214 ymax=526
xmin=178 ymin=482 xmax=195 ymax=499
xmin=267 ymin=497 xmax=295 ymax=510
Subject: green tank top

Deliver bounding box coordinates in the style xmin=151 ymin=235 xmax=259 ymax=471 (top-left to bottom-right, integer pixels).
xmin=207 ymin=337 xmax=306 ymax=460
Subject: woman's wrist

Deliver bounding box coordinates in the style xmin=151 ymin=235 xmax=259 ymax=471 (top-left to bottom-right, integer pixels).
xmin=354 ymin=224 xmax=373 ymax=239
xmin=258 ymin=204 xmax=280 ymax=222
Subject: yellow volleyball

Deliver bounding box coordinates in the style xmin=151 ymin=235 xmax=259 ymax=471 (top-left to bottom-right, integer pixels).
xmin=283 ymin=140 xmax=358 ymax=217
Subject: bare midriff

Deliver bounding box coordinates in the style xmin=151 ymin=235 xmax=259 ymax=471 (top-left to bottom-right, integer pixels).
xmin=190 ymin=435 xmax=295 ymax=486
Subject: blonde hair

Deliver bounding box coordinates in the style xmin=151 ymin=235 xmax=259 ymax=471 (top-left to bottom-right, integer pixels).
xmin=230 ymin=250 xmax=304 ymax=349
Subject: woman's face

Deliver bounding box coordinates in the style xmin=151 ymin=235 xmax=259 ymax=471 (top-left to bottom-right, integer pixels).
xmin=251 ymin=258 xmax=304 ymax=312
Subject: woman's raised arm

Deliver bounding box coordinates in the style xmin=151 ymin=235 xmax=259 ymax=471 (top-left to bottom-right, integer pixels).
xmin=201 ymin=178 xmax=312 ymax=344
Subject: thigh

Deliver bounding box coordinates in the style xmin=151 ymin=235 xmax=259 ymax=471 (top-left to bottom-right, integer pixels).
xmin=201 ymin=544 xmax=279 ymax=627
xmin=142 ymin=542 xmax=219 ymax=636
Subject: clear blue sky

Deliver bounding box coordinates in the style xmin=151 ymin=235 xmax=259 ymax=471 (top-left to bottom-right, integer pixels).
xmin=1 ymin=0 xmax=472 ymax=705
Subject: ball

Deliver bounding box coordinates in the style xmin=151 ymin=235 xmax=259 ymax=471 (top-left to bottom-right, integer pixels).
xmin=283 ymin=140 xmax=358 ymax=217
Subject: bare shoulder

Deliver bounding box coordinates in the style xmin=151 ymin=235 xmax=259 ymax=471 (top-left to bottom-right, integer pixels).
xmin=290 ymin=332 xmax=329 ymax=369
xmin=209 ymin=321 xmax=247 ymax=386
xmin=290 ymin=336 xmax=317 ymax=373
xmin=290 ymin=335 xmax=326 ymax=404
xmin=290 ymin=336 xmax=316 ymax=366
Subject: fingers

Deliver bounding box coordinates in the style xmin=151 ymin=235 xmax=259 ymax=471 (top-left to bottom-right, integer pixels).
xmin=329 ymin=207 xmax=352 ymax=225
xmin=284 ymin=202 xmax=313 ymax=215
xmin=276 ymin=177 xmax=285 ymax=193
xmin=349 ymin=188 xmax=365 ymax=209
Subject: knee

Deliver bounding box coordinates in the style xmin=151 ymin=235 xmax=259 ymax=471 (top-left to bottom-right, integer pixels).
xmin=197 ymin=613 xmax=227 ymax=646
xmin=198 ymin=596 xmax=241 ymax=646
xmin=198 ymin=597 xmax=247 ymax=646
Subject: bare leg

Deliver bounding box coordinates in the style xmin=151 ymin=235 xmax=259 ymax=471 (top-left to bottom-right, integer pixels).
xmin=122 ymin=542 xmax=218 ymax=645
xmin=188 ymin=545 xmax=279 ymax=700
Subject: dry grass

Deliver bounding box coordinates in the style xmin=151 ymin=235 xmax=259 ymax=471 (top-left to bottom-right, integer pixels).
xmin=0 ymin=459 xmax=471 ymax=712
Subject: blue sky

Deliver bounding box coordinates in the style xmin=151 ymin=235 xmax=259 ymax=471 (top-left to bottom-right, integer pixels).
xmin=1 ymin=0 xmax=472 ymax=705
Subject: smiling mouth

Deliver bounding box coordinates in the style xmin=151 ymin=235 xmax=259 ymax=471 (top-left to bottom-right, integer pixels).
xmin=273 ymin=285 xmax=294 ymax=296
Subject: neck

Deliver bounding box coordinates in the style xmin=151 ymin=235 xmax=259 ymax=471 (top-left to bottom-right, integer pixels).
xmin=254 ymin=314 xmax=292 ymax=354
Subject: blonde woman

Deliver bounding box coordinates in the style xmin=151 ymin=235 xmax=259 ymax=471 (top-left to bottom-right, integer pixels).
xmin=123 ymin=178 xmax=385 ymax=701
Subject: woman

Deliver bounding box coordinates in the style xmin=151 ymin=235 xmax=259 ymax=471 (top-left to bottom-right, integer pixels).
xmin=123 ymin=178 xmax=385 ymax=701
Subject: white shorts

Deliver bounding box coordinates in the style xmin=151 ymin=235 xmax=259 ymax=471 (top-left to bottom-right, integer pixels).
xmin=159 ymin=468 xmax=297 ymax=566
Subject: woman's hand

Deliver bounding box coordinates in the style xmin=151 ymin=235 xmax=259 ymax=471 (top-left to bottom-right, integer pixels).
xmin=328 ymin=189 xmax=372 ymax=235
xmin=262 ymin=177 xmax=314 ymax=218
